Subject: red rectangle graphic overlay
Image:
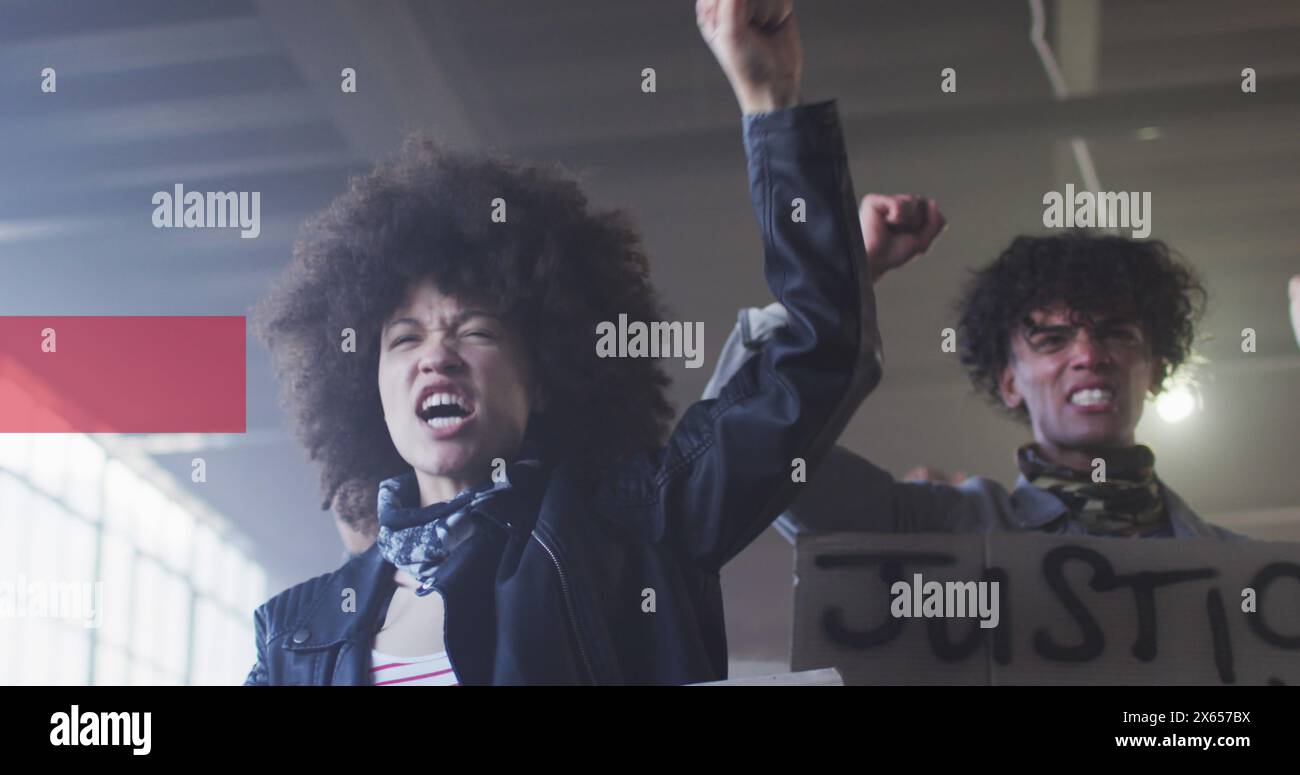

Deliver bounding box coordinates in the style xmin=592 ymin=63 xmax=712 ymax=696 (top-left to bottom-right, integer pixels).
xmin=0 ymin=317 xmax=246 ymax=433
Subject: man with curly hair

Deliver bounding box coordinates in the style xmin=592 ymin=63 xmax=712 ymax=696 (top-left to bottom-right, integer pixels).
xmin=726 ymin=224 xmax=1242 ymax=541
xmin=242 ymin=0 xmax=936 ymax=685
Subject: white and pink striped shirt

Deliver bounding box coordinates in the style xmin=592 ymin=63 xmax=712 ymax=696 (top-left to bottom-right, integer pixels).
xmin=371 ymin=650 xmax=459 ymax=686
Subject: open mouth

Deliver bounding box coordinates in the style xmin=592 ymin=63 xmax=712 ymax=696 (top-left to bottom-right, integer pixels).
xmin=1067 ymin=385 xmax=1117 ymax=409
xmin=415 ymin=391 xmax=474 ymax=429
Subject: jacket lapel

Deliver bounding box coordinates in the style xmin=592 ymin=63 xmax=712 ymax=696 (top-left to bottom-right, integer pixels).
xmin=1160 ymin=483 xmax=1223 ymax=538
xmin=281 ymin=543 xmax=397 ymax=685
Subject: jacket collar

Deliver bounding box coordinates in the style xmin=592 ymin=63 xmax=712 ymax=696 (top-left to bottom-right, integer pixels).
xmin=1160 ymin=483 xmax=1223 ymax=538
xmin=1010 ymin=474 xmax=1071 ymax=530
xmin=1011 ymin=474 xmax=1215 ymax=537
xmin=282 ymin=464 xmax=550 ymax=654
xmin=283 ymin=542 xmax=396 ymax=651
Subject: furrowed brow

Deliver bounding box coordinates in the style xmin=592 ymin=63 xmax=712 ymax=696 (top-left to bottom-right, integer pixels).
xmin=454 ymin=309 xmax=503 ymax=326
xmin=1024 ymin=322 xmax=1073 ymax=336
xmin=382 ymin=316 xmax=421 ymax=335
xmin=383 ymin=310 xmax=502 ymax=339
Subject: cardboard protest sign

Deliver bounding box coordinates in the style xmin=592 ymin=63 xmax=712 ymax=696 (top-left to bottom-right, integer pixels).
xmin=694 ymin=668 xmax=843 ymax=686
xmin=791 ymin=532 xmax=1300 ymax=685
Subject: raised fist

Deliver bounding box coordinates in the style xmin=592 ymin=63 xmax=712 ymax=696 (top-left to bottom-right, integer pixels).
xmin=697 ymin=0 xmax=802 ymax=114
xmin=859 ymin=194 xmax=947 ymax=283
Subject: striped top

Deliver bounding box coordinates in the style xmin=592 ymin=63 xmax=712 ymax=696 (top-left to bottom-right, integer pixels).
xmin=371 ymin=650 xmax=459 ymax=686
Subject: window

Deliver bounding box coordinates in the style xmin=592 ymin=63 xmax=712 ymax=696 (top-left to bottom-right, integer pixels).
xmin=0 ymin=434 xmax=265 ymax=685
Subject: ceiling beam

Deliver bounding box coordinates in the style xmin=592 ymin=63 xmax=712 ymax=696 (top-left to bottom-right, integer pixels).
xmin=252 ymin=0 xmax=490 ymax=161
xmin=0 ymin=16 xmax=277 ymax=80
xmin=512 ymin=73 xmax=1300 ymax=171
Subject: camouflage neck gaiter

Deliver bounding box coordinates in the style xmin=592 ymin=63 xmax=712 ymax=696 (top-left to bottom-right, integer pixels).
xmin=1016 ymin=442 xmax=1168 ymax=537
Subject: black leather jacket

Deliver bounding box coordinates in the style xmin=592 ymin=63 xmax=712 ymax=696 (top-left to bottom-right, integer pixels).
xmin=244 ymin=101 xmax=883 ymax=685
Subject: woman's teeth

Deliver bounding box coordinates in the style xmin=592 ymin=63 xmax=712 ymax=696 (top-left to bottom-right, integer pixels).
xmin=421 ymin=392 xmax=468 ymax=414
xmin=1070 ymin=388 xmax=1114 ymax=406
xmin=417 ymin=392 xmax=471 ymax=429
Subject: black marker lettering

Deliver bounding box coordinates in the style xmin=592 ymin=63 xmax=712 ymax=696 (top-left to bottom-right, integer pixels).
xmin=815 ymin=552 xmax=954 ymax=649
xmin=1113 ymin=568 xmax=1216 ymax=661
xmin=1206 ymin=588 xmax=1235 ymax=684
xmin=1245 ymin=563 xmax=1300 ymax=649
xmin=1034 ymin=545 xmax=1107 ymax=661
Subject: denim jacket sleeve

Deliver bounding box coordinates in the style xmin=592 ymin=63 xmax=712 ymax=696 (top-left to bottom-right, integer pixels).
xmin=243 ymin=604 xmax=270 ymax=686
xmin=592 ymin=100 xmax=883 ymax=572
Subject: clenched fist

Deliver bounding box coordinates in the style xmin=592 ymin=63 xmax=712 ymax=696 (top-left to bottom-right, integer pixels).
xmin=697 ymin=0 xmax=801 ymax=114
xmin=859 ymin=194 xmax=947 ymax=283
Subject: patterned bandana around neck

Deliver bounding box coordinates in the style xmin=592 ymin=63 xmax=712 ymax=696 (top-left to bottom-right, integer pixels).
xmin=1016 ymin=442 xmax=1168 ymax=537
xmin=376 ymin=445 xmax=543 ymax=596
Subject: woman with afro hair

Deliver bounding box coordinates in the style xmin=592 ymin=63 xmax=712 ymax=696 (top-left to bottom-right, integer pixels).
xmin=241 ymin=0 xmax=922 ymax=685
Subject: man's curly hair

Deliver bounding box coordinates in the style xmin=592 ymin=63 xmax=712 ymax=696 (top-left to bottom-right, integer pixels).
xmin=955 ymin=232 xmax=1206 ymax=421
xmin=251 ymin=135 xmax=674 ymax=528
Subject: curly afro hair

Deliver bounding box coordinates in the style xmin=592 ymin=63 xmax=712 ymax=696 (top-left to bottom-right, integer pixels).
xmin=955 ymin=231 xmax=1206 ymax=422
xmin=251 ymin=135 xmax=674 ymax=528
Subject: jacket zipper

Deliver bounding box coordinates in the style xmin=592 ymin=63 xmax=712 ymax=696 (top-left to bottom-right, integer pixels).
xmin=531 ymin=529 xmax=599 ymax=685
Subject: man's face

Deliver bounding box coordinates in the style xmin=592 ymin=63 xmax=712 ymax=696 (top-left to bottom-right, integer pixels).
xmin=377 ymin=278 xmax=537 ymax=488
xmin=998 ymin=301 xmax=1161 ymax=452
